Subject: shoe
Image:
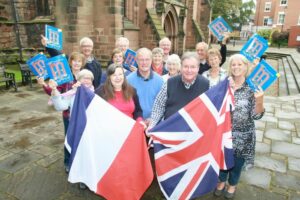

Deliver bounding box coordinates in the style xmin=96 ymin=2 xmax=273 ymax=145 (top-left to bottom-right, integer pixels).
xmin=64 ymin=166 xmax=70 ymax=174
xmin=224 ymin=190 xmax=235 ymax=199
xmin=79 ymin=183 xmax=87 ymax=190
xmin=214 ymin=187 xmax=224 ymax=197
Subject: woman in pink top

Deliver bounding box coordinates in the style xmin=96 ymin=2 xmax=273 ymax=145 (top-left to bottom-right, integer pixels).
xmin=95 ymin=63 xmax=146 ymax=127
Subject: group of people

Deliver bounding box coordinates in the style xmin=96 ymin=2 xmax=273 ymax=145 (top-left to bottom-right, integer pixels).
xmin=37 ymin=34 xmax=265 ymax=198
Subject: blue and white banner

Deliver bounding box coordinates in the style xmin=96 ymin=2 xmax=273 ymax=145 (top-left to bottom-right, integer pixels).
xmin=246 ymin=60 xmax=280 ymax=91
xmin=208 ymin=16 xmax=232 ymax=41
xmin=240 ymin=34 xmax=268 ymax=62
xmin=26 ymin=53 xmax=49 ymax=79
xmin=45 ymin=25 xmax=63 ymax=50
xmin=46 ymin=54 xmax=73 ymax=85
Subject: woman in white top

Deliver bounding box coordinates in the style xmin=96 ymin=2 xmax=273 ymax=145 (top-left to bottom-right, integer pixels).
xmin=202 ymin=48 xmax=227 ymax=88
xmin=162 ymin=54 xmax=181 ymax=82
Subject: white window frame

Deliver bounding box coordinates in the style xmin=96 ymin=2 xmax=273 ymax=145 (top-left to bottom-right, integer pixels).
xmin=280 ymin=0 xmax=288 ymax=6
xmin=264 ymin=2 xmax=271 ymax=12
xmin=263 ymin=17 xmax=269 ymax=26
xmin=278 ymin=12 xmax=285 ymax=25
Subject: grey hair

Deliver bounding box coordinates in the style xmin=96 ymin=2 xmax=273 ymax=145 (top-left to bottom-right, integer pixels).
xmin=195 ymin=42 xmax=209 ymax=51
xmin=77 ymin=69 xmax=94 ymax=81
xmin=152 ymin=47 xmax=164 ymax=56
xmin=181 ymin=52 xmax=200 ymax=66
xmin=79 ymin=37 xmax=93 ymax=47
xmin=136 ymin=47 xmax=152 ymax=59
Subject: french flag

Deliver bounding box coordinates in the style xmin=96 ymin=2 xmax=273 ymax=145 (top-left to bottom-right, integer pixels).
xmin=65 ymin=86 xmax=153 ymax=199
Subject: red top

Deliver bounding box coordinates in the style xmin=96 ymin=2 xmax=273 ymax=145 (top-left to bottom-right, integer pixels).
xmin=108 ymin=91 xmax=141 ymax=121
xmin=151 ymin=64 xmax=163 ymax=75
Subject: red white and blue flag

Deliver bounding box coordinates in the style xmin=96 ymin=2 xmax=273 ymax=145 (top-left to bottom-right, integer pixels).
xmin=65 ymin=86 xmax=153 ymax=200
xmin=149 ymin=78 xmax=235 ymax=200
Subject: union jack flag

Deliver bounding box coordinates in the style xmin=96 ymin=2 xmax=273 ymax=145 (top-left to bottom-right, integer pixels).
xmin=149 ymin=78 xmax=235 ymax=200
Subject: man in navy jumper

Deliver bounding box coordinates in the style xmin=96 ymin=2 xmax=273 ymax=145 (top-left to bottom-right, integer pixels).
xmin=148 ymin=52 xmax=209 ymax=129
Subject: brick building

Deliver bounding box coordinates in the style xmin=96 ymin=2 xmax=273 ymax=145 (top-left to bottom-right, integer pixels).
xmin=254 ymin=0 xmax=300 ymax=31
xmin=0 ymin=0 xmax=211 ymax=65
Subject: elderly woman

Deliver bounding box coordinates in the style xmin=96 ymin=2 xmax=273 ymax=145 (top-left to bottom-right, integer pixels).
xmin=50 ymin=69 xmax=94 ymax=112
xmin=214 ymin=54 xmax=265 ymax=199
xmin=202 ymin=48 xmax=227 ymax=88
xmin=151 ymin=47 xmax=167 ymax=75
xmin=37 ymin=52 xmax=85 ymax=173
xmin=95 ymin=64 xmax=145 ymax=127
xmin=162 ymin=54 xmax=181 ymax=82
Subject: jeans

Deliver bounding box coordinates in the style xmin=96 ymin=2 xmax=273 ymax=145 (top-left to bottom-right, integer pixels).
xmin=63 ymin=116 xmax=71 ymax=168
xmin=219 ymin=156 xmax=245 ymax=186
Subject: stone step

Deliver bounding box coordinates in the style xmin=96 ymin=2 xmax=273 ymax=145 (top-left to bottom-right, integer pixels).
xmin=287 ymin=55 xmax=300 ymax=91
xmin=278 ymin=58 xmax=289 ymax=96
xmin=282 ymin=57 xmax=300 ymax=95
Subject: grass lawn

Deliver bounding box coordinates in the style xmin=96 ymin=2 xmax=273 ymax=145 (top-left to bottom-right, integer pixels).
xmin=0 ymin=64 xmax=30 ymax=87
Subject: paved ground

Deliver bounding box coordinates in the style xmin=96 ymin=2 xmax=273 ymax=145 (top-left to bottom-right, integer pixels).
xmin=0 ymin=45 xmax=300 ymax=200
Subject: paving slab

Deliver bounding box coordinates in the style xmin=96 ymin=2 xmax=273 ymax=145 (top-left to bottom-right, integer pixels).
xmin=256 ymin=130 xmax=264 ymax=142
xmin=240 ymin=168 xmax=271 ymax=189
xmin=275 ymin=110 xmax=300 ymax=121
xmin=265 ymin=128 xmax=291 ymax=142
xmin=272 ymin=141 xmax=300 ymax=158
xmin=288 ymin=157 xmax=300 ymax=172
xmin=278 ymin=120 xmax=296 ymax=131
xmin=0 ymin=165 xmax=67 ymax=200
xmin=0 ymin=151 xmax=43 ymax=174
xmin=254 ymin=155 xmax=286 ymax=173
xmin=273 ymin=172 xmax=300 ymax=191
xmin=256 ymin=142 xmax=271 ymax=154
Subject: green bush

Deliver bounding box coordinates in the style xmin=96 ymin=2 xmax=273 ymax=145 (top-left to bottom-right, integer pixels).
xmin=257 ymin=29 xmax=272 ymax=40
xmin=272 ymin=31 xmax=289 ymax=46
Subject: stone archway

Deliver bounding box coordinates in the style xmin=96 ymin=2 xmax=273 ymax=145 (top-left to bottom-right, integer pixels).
xmin=163 ymin=5 xmax=179 ymax=54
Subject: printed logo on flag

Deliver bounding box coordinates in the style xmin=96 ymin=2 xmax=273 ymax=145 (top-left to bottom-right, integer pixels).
xmin=124 ymin=49 xmax=138 ymax=68
xmin=26 ymin=53 xmax=49 ymax=79
xmin=246 ymin=60 xmax=280 ymax=91
xmin=208 ymin=16 xmax=232 ymax=41
xmin=46 ymin=54 xmax=73 ymax=85
xmin=45 ymin=25 xmax=63 ymax=50
xmin=240 ymin=34 xmax=268 ymax=62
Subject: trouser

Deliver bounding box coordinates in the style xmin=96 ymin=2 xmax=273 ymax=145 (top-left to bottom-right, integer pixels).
xmin=63 ymin=116 xmax=71 ymax=168
xmin=218 ymin=156 xmax=245 ymax=186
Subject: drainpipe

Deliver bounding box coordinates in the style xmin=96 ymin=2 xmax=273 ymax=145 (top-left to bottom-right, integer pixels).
xmin=10 ymin=0 xmax=23 ymax=61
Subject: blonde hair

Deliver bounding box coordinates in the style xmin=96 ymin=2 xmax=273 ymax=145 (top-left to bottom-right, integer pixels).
xmin=207 ymin=48 xmax=221 ymax=60
xmin=68 ymin=52 xmax=86 ymax=68
xmin=228 ymin=54 xmax=251 ymax=77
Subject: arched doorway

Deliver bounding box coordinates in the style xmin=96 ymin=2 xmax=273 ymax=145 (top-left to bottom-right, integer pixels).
xmin=163 ymin=6 xmax=179 ymax=54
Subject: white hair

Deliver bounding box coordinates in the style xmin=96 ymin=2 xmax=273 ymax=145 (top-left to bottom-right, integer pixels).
xmin=159 ymin=37 xmax=171 ymax=46
xmin=115 ymin=37 xmax=129 ymax=46
xmin=77 ymin=69 xmax=94 ymax=81
xmin=79 ymin=37 xmax=93 ymax=47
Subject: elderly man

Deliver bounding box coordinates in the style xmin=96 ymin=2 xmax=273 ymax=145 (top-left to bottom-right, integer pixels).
xmin=149 ymin=52 xmax=209 ymax=129
xmin=127 ymin=48 xmax=164 ymax=123
xmin=41 ymin=35 xmax=102 ymax=88
xmin=159 ymin=37 xmax=172 ymax=62
xmin=115 ymin=36 xmax=130 ymax=53
xmin=196 ymin=33 xmax=229 ymax=75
